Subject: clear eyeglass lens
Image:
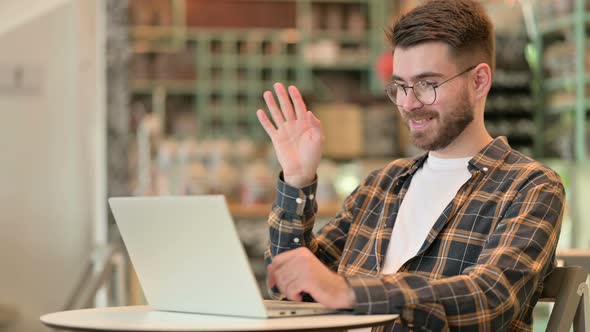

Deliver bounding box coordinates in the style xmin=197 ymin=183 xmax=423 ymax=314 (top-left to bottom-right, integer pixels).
xmin=385 ymin=82 xmax=438 ymax=105
xmin=414 ymin=82 xmax=435 ymax=105
xmin=386 ymin=84 xmax=403 ymax=105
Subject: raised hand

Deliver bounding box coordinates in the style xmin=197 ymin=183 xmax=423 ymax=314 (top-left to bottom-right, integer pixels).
xmin=256 ymin=83 xmax=323 ymax=188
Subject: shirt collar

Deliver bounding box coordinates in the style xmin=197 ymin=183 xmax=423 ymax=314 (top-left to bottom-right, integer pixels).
xmin=403 ymin=136 xmax=511 ymax=175
xmin=468 ymin=136 xmax=511 ymax=173
xmin=403 ymin=153 xmax=429 ymax=177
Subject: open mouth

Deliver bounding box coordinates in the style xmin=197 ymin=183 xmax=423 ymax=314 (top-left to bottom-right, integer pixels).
xmin=410 ymin=116 xmax=435 ymax=130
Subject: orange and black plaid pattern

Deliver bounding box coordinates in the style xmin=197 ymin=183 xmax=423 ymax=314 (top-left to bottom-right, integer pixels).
xmin=265 ymin=137 xmax=565 ymax=331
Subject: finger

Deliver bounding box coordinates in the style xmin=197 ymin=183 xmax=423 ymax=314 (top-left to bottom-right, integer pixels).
xmin=263 ymin=91 xmax=285 ymax=126
xmin=267 ymin=263 xmax=276 ymax=288
xmin=283 ymin=279 xmax=304 ymax=302
xmin=288 ymin=85 xmax=307 ymax=120
xmin=256 ymin=109 xmax=277 ymax=139
xmin=270 ymin=252 xmax=301 ymax=289
xmin=273 ymin=82 xmax=296 ymax=121
xmin=274 ymin=260 xmax=298 ymax=284
xmin=307 ymin=111 xmax=321 ymax=129
xmin=266 ymin=264 xmax=276 ymax=289
xmin=275 ymin=269 xmax=297 ymax=295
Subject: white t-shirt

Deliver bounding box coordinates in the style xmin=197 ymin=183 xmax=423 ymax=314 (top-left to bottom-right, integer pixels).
xmin=381 ymin=153 xmax=472 ymax=274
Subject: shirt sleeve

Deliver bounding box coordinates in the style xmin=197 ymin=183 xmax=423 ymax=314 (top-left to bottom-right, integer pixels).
xmin=345 ymin=176 xmax=565 ymax=330
xmin=264 ymin=171 xmax=369 ymax=299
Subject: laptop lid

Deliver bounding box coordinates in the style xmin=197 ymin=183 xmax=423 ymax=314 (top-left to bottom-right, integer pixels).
xmin=108 ymin=195 xmax=269 ymax=318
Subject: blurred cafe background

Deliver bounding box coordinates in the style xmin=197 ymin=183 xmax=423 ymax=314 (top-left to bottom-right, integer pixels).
xmin=0 ymin=0 xmax=589 ymax=331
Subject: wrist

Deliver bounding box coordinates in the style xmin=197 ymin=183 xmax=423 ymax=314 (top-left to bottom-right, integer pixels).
xmin=283 ymin=174 xmax=315 ymax=188
xmin=339 ymin=276 xmax=356 ymax=309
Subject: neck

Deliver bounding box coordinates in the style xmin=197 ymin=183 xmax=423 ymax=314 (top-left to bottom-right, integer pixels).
xmin=429 ymin=119 xmax=492 ymax=159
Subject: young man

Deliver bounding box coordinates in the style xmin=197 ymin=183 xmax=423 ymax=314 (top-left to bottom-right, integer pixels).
xmin=256 ymin=0 xmax=565 ymax=330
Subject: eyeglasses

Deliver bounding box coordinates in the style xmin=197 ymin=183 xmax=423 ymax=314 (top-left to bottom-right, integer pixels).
xmin=384 ymin=65 xmax=476 ymax=106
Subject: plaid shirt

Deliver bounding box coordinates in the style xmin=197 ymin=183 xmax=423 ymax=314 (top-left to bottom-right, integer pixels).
xmin=265 ymin=137 xmax=565 ymax=331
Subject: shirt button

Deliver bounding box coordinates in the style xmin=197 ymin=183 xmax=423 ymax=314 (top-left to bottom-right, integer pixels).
xmin=308 ymin=194 xmax=314 ymax=200
xmin=296 ymin=198 xmax=303 ymax=204
xmin=293 ymin=238 xmax=300 ymax=243
xmin=483 ymin=167 xmax=489 ymax=172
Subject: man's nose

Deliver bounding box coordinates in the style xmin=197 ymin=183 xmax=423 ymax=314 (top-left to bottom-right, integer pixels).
xmin=401 ymin=89 xmax=424 ymax=112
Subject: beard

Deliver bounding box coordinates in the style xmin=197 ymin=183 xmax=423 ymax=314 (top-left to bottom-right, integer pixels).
xmin=400 ymin=93 xmax=474 ymax=151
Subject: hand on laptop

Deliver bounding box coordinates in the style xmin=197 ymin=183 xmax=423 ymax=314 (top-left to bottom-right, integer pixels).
xmin=266 ymin=247 xmax=355 ymax=310
xmin=256 ymin=83 xmax=324 ymax=188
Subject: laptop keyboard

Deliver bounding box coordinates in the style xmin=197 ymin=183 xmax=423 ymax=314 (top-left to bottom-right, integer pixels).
xmin=265 ymin=300 xmax=326 ymax=309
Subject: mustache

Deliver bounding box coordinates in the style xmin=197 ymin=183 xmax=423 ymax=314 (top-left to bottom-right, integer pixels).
xmin=401 ymin=110 xmax=438 ymax=120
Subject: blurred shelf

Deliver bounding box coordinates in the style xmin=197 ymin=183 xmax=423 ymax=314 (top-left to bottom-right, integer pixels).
xmin=538 ymin=13 xmax=590 ymax=35
xmin=131 ymin=80 xmax=271 ymax=95
xmin=207 ymin=56 xmax=303 ymax=67
xmin=532 ymin=2 xmax=589 ymax=160
xmin=309 ymin=31 xmax=368 ymax=43
xmin=131 ymin=25 xmax=184 ymax=37
xmin=484 ymin=110 xmax=533 ymax=117
xmin=556 ymin=249 xmax=590 ymax=273
xmin=305 ymin=0 xmax=372 ymax=3
xmin=131 ymin=80 xmax=196 ymax=94
xmin=309 ymin=62 xmax=369 ymax=70
xmin=131 ymin=72 xmax=370 ymax=95
xmin=229 ymin=202 xmax=342 ymax=219
xmin=557 ymin=248 xmax=590 ymax=257
xmin=547 ymin=99 xmax=590 ymax=114
xmin=163 ymin=0 xmax=374 ymax=3
xmin=505 ymin=135 xmax=534 ymax=143
xmin=127 ymin=0 xmax=392 ymax=142
xmin=544 ymin=75 xmax=590 ymax=92
xmin=491 ymin=70 xmax=532 ymax=88
xmin=131 ymin=26 xmax=296 ymax=38
xmin=132 ymin=44 xmax=184 ymax=54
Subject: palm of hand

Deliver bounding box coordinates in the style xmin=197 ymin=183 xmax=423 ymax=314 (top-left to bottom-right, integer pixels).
xmin=272 ymin=117 xmax=322 ymax=180
xmin=256 ymin=83 xmax=323 ymax=187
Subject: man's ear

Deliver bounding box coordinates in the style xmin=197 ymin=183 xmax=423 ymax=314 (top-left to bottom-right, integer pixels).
xmin=472 ymin=63 xmax=492 ymax=99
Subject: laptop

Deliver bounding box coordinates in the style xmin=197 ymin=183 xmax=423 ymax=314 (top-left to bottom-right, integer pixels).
xmin=108 ymin=195 xmax=339 ymax=318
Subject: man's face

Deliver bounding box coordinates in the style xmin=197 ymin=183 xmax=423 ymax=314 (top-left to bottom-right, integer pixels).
xmin=392 ymin=42 xmax=474 ymax=151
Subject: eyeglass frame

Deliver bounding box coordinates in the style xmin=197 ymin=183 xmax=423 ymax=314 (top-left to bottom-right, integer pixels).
xmin=384 ymin=65 xmax=477 ymax=106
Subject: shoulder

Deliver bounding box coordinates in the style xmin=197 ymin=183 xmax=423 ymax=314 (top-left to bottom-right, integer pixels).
xmin=497 ymin=149 xmax=564 ymax=195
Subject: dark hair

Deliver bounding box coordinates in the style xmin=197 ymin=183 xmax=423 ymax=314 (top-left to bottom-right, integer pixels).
xmin=388 ymin=0 xmax=495 ymax=73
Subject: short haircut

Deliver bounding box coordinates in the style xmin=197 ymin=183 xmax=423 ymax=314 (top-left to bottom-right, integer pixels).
xmin=388 ymin=0 xmax=495 ymax=73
